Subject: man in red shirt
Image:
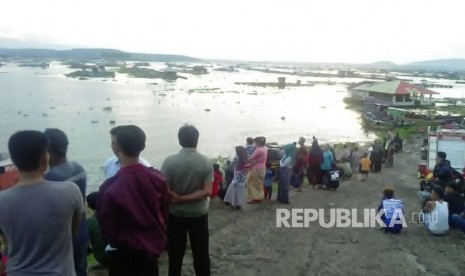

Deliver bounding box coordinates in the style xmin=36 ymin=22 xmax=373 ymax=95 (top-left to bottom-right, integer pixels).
xmin=97 ymin=125 xmax=170 ymax=276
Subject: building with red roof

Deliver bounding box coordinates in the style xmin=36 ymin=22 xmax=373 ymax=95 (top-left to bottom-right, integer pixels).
xmin=349 ymin=80 xmax=439 ymax=107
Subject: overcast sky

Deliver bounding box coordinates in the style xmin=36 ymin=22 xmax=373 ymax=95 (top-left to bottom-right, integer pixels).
xmin=1 ymin=0 xmax=464 ymax=63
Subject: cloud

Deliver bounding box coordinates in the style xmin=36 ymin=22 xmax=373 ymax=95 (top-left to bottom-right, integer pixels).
xmin=0 ymin=0 xmax=464 ymax=63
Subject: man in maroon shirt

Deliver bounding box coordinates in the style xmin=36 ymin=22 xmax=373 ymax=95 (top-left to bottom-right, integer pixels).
xmin=97 ymin=125 xmax=170 ymax=276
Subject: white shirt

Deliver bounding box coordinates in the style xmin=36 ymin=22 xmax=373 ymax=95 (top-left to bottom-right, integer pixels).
xmin=427 ymin=201 xmax=449 ymax=235
xmin=103 ymin=155 xmax=151 ymax=179
xmin=367 ymin=147 xmax=373 ymax=158
xmin=280 ymin=156 xmax=293 ymax=169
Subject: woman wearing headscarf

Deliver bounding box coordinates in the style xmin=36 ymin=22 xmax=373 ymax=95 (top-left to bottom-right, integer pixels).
xmin=245 ymin=137 xmax=268 ymax=203
xmin=371 ymin=141 xmax=383 ymax=173
xmin=320 ymin=144 xmax=334 ymax=187
xmin=293 ymin=137 xmax=309 ymax=192
xmin=307 ymin=139 xmax=324 ymax=189
xmin=350 ymin=146 xmax=361 ymax=174
xmin=224 ymin=146 xmax=248 ymax=210
xmin=278 ymin=143 xmax=297 ymax=204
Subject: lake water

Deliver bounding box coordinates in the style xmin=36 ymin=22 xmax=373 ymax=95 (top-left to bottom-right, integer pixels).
xmin=5 ymin=61 xmax=462 ymax=191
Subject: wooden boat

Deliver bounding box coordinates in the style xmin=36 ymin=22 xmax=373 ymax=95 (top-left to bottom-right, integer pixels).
xmin=362 ymin=112 xmax=414 ymax=129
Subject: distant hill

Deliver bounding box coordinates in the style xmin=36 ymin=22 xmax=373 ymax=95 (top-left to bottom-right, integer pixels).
xmin=0 ymin=48 xmax=200 ymax=62
xmin=403 ymin=58 xmax=465 ymax=71
xmin=363 ymin=61 xmax=399 ymax=69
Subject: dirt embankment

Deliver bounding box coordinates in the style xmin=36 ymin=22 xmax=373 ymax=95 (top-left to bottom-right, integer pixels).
xmin=91 ymin=140 xmax=465 ymax=276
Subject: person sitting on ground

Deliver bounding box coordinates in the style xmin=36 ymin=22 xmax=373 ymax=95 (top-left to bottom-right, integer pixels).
xmin=0 ymin=131 xmax=83 ymax=275
xmin=86 ymin=192 xmax=109 ymax=269
xmin=450 ymin=208 xmax=465 ymax=234
xmin=421 ymin=152 xmax=454 ymax=192
xmin=421 ymin=186 xmax=449 ymax=235
xmin=211 ymin=163 xmax=223 ymax=198
xmin=336 ymin=159 xmax=352 ymax=179
xmin=433 ymin=152 xmax=453 ymax=187
xmin=264 ymin=162 xmax=275 ymax=200
xmin=326 ymin=163 xmax=340 ymax=190
xmin=445 ymin=181 xmax=465 ymax=223
xmin=377 ymin=187 xmax=404 ymax=234
xmin=359 ymin=153 xmax=371 ymax=181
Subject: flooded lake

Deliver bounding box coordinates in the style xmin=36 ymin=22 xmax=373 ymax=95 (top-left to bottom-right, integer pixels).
xmin=6 ymin=61 xmax=456 ymax=191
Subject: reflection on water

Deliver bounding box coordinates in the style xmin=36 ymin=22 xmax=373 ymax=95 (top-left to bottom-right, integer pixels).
xmin=1 ymin=62 xmax=381 ymax=191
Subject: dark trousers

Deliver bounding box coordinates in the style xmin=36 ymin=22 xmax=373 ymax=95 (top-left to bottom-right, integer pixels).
xmin=320 ymin=170 xmax=330 ymax=186
xmin=168 ymin=214 xmax=210 ymax=276
xmin=307 ymin=165 xmax=321 ymax=186
xmin=74 ymin=243 xmax=88 ymax=276
xmin=277 ymin=167 xmax=291 ymax=204
xmin=264 ymin=186 xmax=272 ymax=199
xmin=108 ymin=249 xmax=158 ymax=276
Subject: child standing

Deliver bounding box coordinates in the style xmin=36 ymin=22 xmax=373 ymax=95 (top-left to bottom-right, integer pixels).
xmin=359 ymin=153 xmax=371 ymax=181
xmin=264 ymin=162 xmax=274 ymax=200
xmin=212 ymin=163 xmax=223 ymax=198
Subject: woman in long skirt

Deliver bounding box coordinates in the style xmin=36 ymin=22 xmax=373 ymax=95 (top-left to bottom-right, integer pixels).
xmin=307 ymin=139 xmax=324 ymax=188
xmin=278 ymin=144 xmax=297 ymax=204
xmin=224 ymin=146 xmax=248 ymax=210
xmin=385 ymin=144 xmax=395 ymax=168
xmin=350 ymin=147 xmax=361 ymax=174
xmin=246 ymin=137 xmax=268 ymax=203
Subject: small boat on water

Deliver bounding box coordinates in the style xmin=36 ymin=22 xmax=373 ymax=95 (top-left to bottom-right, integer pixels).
xmin=362 ymin=112 xmax=414 ymax=129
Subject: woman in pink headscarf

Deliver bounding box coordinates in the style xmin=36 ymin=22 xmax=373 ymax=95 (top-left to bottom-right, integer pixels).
xmin=245 ymin=137 xmax=268 ymax=203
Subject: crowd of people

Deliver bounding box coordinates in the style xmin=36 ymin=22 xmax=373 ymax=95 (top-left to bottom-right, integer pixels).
xmin=0 ymin=124 xmax=464 ymax=276
xmin=0 ymin=125 xmax=213 ymax=276
xmin=218 ymin=131 xmax=404 ymax=208
xmin=418 ymin=151 xmax=465 ymax=236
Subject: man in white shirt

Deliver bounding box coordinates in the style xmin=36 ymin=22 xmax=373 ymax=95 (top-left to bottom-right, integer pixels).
xmin=101 ymin=126 xmax=154 ymax=255
xmin=103 ymin=126 xmax=152 ymax=179
xmin=104 ymin=155 xmax=151 ymax=179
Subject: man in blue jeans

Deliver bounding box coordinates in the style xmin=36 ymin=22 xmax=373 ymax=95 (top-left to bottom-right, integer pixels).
xmin=44 ymin=128 xmax=88 ymax=276
xmin=451 ymin=210 xmax=465 ymax=234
